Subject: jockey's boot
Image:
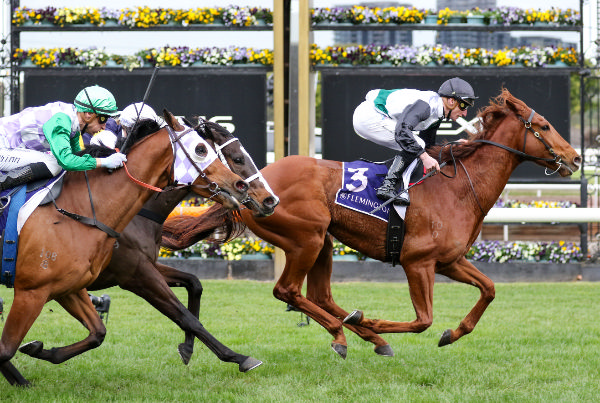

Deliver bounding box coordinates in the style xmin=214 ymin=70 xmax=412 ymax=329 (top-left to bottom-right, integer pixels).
xmin=376 ymin=154 xmax=410 ymax=206
xmin=0 ymin=162 xmax=54 ymax=191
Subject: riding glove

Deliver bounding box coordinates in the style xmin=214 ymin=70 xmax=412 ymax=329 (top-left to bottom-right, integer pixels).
xmin=98 ymin=152 xmax=127 ymax=169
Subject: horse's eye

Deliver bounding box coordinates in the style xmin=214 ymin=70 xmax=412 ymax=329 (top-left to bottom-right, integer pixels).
xmin=541 ymin=125 xmax=550 ymax=131
xmin=233 ymin=157 xmax=244 ymax=165
xmin=195 ymin=143 xmax=208 ymax=159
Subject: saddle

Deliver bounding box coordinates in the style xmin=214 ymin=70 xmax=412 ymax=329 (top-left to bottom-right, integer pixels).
xmin=336 ymin=158 xmax=427 ymax=267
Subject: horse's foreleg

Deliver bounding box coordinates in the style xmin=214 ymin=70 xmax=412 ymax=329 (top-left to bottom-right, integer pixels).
xmin=0 ymin=289 xmax=49 ymax=386
xmin=305 ymin=239 xmax=393 ymax=357
xmin=154 ymin=261 xmax=203 ymax=365
xmin=19 ymin=288 xmax=106 ymax=364
xmin=436 ymin=257 xmax=495 ymax=347
xmin=119 ymin=259 xmax=261 ymax=372
xmin=344 ymin=263 xmax=436 ymax=335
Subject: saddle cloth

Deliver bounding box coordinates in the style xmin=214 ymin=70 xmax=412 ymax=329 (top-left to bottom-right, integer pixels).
xmin=335 ymin=158 xmax=424 ymax=221
xmin=0 ymin=174 xmax=64 ymax=287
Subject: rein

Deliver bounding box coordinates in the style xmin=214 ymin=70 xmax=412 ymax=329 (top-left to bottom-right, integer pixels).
xmin=472 ymin=109 xmax=566 ymax=175
xmin=439 ymin=109 xmax=567 ymax=215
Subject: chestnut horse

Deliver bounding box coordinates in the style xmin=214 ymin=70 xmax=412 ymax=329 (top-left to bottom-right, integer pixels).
xmin=78 ymin=119 xmax=277 ymax=372
xmin=0 ymin=111 xmax=250 ymax=386
xmin=162 ymin=90 xmax=581 ymax=359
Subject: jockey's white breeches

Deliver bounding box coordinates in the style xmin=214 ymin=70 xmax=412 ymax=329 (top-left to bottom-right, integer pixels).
xmin=0 ymin=148 xmax=62 ymax=175
xmin=352 ymin=101 xmax=425 ymax=151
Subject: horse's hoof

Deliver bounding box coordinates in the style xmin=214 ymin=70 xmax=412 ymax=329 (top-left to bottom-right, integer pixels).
xmin=438 ymin=329 xmax=453 ymax=347
xmin=177 ymin=343 xmax=193 ymax=366
xmin=374 ymin=344 xmax=394 ymax=357
xmin=331 ymin=343 xmax=347 ymax=359
xmin=343 ymin=310 xmax=363 ymax=325
xmin=239 ymin=357 xmax=263 ymax=373
xmin=19 ymin=341 xmax=43 ymax=357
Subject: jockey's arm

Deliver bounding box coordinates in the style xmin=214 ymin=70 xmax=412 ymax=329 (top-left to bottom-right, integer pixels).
xmin=42 ymin=113 xmax=98 ymax=171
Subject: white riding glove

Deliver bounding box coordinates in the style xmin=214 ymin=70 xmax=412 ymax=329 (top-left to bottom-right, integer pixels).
xmin=98 ymin=152 xmax=127 ymax=169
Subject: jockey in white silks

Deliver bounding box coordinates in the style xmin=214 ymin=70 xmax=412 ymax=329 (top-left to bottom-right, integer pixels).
xmin=352 ymin=77 xmax=477 ymax=206
xmin=90 ymin=102 xmax=166 ymax=149
xmin=0 ymin=85 xmax=127 ymax=191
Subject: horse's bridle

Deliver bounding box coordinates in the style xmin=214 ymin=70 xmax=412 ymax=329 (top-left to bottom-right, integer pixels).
xmin=440 ymin=109 xmax=570 ymax=214
xmin=51 ymin=124 xmax=223 ymax=238
xmin=213 ymin=137 xmax=262 ymax=181
xmin=165 ymin=125 xmax=220 ymax=195
xmin=471 ymin=109 xmax=568 ymax=176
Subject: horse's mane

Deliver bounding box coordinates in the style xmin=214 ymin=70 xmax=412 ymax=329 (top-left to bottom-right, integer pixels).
xmin=191 ymin=117 xmax=232 ymax=140
xmin=119 ymin=119 xmax=162 ymax=154
xmin=428 ymin=88 xmax=521 ymax=162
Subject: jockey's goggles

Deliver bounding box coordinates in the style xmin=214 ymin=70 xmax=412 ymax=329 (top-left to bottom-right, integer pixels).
xmin=456 ymin=97 xmax=475 ymax=111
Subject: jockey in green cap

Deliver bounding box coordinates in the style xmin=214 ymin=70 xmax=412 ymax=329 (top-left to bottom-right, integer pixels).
xmin=0 ymin=84 xmax=127 ymax=191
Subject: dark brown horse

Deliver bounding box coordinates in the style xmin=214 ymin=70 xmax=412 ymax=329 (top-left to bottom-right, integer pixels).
xmin=0 ymin=112 xmax=249 ymax=386
xmin=162 ymin=90 xmax=581 ymax=359
xmin=77 ymin=119 xmax=277 ymax=372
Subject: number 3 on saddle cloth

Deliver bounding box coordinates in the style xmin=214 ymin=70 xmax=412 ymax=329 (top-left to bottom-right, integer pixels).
xmin=0 ymin=174 xmax=64 ymax=287
xmin=334 ymin=158 xmax=426 ymax=266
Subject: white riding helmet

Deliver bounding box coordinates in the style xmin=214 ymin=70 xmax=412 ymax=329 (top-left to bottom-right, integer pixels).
xmin=119 ymin=102 xmax=166 ymax=130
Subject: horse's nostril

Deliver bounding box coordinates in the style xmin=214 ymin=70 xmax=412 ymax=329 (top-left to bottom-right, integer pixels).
xmin=263 ymin=196 xmax=279 ymax=208
xmin=236 ymin=180 xmax=249 ymax=192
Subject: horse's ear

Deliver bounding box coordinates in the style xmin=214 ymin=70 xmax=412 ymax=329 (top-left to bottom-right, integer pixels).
xmin=503 ymin=90 xmax=527 ymax=117
xmin=163 ymin=109 xmax=184 ymax=131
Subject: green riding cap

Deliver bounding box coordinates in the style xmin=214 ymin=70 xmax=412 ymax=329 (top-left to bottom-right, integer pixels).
xmin=74 ymin=85 xmax=119 ymax=116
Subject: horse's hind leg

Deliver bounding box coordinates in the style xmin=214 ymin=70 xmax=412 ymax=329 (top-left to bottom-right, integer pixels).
xmin=273 ymin=242 xmax=350 ymax=358
xmin=119 ymin=260 xmax=261 ymax=372
xmin=343 ymin=260 xmax=437 ymax=335
xmin=306 ymin=236 xmax=393 ymax=357
xmin=436 ymin=257 xmax=495 ymax=347
xmin=155 ymin=261 xmax=203 ymax=365
xmin=19 ymin=288 xmax=107 ymax=364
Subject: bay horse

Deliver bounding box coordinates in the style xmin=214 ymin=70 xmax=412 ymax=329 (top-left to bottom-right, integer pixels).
xmin=75 ymin=119 xmax=278 ymax=371
xmin=0 ymin=111 xmax=250 ymax=386
xmin=162 ymin=89 xmax=581 ymax=359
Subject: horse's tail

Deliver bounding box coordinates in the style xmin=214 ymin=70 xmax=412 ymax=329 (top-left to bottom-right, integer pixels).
xmin=161 ymin=203 xmax=246 ymax=250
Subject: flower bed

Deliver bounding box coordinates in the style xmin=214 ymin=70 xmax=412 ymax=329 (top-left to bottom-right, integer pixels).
xmin=12 ymin=44 xmax=578 ymax=69
xmin=311 ymin=44 xmax=578 ymax=67
xmin=12 ymin=5 xmax=579 ymax=28
xmin=467 ymin=240 xmax=584 ymax=263
xmin=310 ymin=6 xmax=580 ymax=26
xmin=12 ymin=46 xmax=273 ymax=69
xmin=12 ymin=6 xmax=272 ymax=27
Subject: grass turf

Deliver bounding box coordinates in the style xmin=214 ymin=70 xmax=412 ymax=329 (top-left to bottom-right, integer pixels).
xmin=1 ymin=280 xmax=598 ymax=402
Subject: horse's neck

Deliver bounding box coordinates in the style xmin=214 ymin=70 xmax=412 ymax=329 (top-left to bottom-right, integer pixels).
xmin=461 ymin=139 xmax=522 ymax=214
xmin=141 ymin=188 xmax=190 ymax=218
xmin=83 ymin=132 xmax=172 ymax=233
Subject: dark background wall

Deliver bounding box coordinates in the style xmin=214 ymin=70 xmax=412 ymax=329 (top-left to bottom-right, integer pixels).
xmin=321 ymin=70 xmax=571 ymax=179
xmin=23 ymin=69 xmax=268 ymax=168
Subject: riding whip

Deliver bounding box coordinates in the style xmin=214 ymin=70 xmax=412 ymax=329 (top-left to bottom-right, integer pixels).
xmin=370 ymin=161 xmax=447 ymax=214
xmin=132 ymin=66 xmax=160 ymax=128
